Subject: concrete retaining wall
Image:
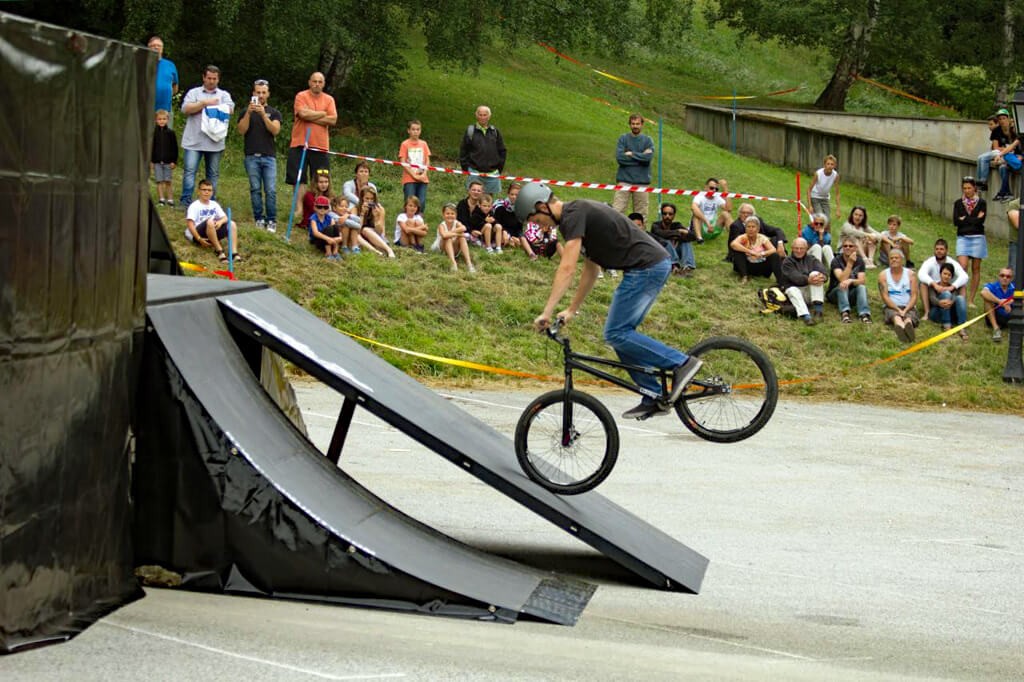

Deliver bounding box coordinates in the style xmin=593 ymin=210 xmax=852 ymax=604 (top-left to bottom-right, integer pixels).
xmin=685 ymin=104 xmax=1013 ymax=240
xmin=725 ymin=107 xmax=991 ymax=157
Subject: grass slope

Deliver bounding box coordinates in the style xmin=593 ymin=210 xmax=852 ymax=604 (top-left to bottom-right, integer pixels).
xmin=164 ymin=33 xmax=1023 ymax=414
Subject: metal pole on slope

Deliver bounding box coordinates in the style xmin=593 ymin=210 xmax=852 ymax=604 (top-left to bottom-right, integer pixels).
xmin=226 ymin=207 xmax=234 ymax=275
xmin=731 ymin=88 xmax=737 ymax=154
xmin=1002 ymin=83 xmax=1024 ymax=383
xmin=796 ymin=172 xmax=802 ymax=233
xmin=658 ymin=117 xmax=663 ymax=211
xmin=285 ymin=127 xmax=312 ymax=242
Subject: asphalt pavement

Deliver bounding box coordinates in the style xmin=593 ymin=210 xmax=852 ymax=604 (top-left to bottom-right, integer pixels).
xmin=4 ymin=384 xmax=1022 ymax=681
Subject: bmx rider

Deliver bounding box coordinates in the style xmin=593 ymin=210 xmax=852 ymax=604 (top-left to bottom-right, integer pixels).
xmin=515 ymin=182 xmax=702 ymax=419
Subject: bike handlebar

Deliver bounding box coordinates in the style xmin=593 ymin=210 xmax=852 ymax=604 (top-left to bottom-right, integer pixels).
xmin=545 ymin=316 xmax=565 ymax=339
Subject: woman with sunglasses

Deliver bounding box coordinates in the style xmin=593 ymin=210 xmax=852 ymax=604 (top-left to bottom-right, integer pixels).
xmin=800 ymin=212 xmax=835 ymax=267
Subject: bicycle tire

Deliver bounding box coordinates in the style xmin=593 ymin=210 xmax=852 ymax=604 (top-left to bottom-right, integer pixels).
xmin=514 ymin=389 xmax=619 ymax=495
xmin=675 ymin=336 xmax=778 ymax=443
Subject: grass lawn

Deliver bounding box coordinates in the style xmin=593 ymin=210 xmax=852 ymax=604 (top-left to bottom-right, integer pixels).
xmin=162 ymin=29 xmax=1024 ymax=415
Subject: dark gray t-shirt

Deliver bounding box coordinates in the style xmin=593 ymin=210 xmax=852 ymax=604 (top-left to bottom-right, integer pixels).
xmin=559 ymin=200 xmax=667 ymax=270
xmin=238 ymin=104 xmax=282 ymax=156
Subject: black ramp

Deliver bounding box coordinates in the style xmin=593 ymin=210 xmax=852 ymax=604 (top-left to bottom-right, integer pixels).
xmin=216 ymin=284 xmax=709 ymax=592
xmin=141 ymin=289 xmax=594 ymax=625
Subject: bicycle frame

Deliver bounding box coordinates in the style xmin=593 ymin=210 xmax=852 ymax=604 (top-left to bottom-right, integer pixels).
xmin=547 ymin=327 xmax=731 ymax=440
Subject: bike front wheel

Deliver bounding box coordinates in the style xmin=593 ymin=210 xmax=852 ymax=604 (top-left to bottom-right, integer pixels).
xmin=514 ymin=389 xmax=619 ymax=495
xmin=675 ymin=336 xmax=778 ymax=443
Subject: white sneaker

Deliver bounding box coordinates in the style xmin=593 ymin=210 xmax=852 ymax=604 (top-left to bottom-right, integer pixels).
xmin=255 ymin=219 xmax=266 ymax=230
xmin=468 ymin=265 xmax=477 ymax=273
xmin=266 ymin=221 xmax=277 ymax=233
xmin=993 ymin=329 xmax=1002 ymax=343
xmin=486 ymin=247 xmax=494 ymax=254
xmin=598 ymin=270 xmax=605 ymax=279
xmin=610 ymin=269 xmax=619 ymax=278
xmin=495 ymin=246 xmax=503 ymax=253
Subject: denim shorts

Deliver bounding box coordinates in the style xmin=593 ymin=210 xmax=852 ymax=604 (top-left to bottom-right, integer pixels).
xmin=956 ymin=234 xmax=987 ymax=259
xmin=153 ymin=163 xmax=173 ymax=182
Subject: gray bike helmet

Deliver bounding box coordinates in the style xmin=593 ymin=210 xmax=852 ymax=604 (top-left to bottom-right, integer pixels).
xmin=514 ymin=182 xmax=553 ymax=223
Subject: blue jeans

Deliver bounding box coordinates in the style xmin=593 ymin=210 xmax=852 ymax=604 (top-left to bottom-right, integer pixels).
xmin=466 ymin=169 xmax=501 ymax=195
xmin=403 ymin=182 xmax=428 ymax=215
xmin=603 ymin=258 xmax=688 ymax=400
xmin=828 ymin=284 xmax=870 ymax=316
xmin=679 ymin=242 xmax=696 ymax=269
xmin=657 ymin=239 xmax=695 ymax=270
xmin=180 ymin=149 xmax=223 ymax=205
xmin=977 ymin=150 xmax=1008 ymax=188
xmin=244 ymin=155 xmax=278 ymax=221
xmin=928 ymin=291 xmax=967 ymax=325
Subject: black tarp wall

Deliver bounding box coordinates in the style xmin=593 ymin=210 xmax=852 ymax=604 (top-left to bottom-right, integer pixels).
xmin=0 ymin=13 xmax=150 ymax=652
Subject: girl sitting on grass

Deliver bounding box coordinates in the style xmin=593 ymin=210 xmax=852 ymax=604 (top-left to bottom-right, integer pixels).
xmin=353 ymin=186 xmax=395 ymax=258
xmin=521 ymin=219 xmax=562 ymax=261
xmin=435 ymin=202 xmax=475 ymax=272
xmin=395 ymin=196 xmax=428 ymax=252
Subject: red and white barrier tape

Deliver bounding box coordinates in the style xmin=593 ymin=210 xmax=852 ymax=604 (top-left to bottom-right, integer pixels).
xmin=316 ymin=147 xmax=801 ymax=205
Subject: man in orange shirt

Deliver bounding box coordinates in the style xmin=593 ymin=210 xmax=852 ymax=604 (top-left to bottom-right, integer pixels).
xmin=286 ymin=72 xmax=337 ymax=197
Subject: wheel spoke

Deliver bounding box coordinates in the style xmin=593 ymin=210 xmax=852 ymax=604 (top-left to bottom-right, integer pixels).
xmin=515 ymin=390 xmax=619 ymax=494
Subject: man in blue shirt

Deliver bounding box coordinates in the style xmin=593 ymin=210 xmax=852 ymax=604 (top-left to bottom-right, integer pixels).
xmin=981 ymin=268 xmax=1016 ymax=342
xmin=612 ymin=114 xmax=654 ymax=219
xmin=148 ymin=36 xmax=178 ymax=127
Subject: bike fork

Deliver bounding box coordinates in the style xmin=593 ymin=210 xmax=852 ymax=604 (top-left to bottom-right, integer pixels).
xmin=561 ymin=361 xmax=574 ymax=446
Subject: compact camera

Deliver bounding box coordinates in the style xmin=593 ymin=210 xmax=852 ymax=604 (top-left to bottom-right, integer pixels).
xmin=251 ymin=96 xmax=259 ymax=105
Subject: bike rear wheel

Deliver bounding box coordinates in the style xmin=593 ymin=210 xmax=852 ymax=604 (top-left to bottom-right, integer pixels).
xmin=514 ymin=389 xmax=619 ymax=495
xmin=675 ymin=336 xmax=777 ymax=443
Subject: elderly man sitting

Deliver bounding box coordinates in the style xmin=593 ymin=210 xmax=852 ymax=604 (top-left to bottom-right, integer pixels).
xmin=780 ymin=237 xmax=828 ymax=326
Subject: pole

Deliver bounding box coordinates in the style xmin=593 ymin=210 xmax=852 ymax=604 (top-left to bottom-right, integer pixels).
xmin=226 ymin=207 xmax=234 ymax=275
xmin=731 ymin=88 xmax=737 ymax=154
xmin=1002 ymin=188 xmax=1024 ymax=383
xmin=795 ymin=172 xmax=802 ymax=232
xmin=285 ymin=127 xmax=312 ymax=242
xmin=657 ymin=117 xmax=663 ymax=211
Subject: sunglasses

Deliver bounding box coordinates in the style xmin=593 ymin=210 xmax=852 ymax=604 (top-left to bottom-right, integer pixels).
xmin=842 ymin=244 xmax=856 ymax=248
xmin=254 ymin=79 xmax=269 ymax=86
xmin=999 ymin=273 xmax=1013 ymax=278
xmin=708 ymin=186 xmax=719 ymax=191
xmin=812 ymin=221 xmax=825 ymax=226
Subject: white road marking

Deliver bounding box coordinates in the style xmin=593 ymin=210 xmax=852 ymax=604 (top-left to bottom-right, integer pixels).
xmin=101 ymin=621 xmax=406 ymax=680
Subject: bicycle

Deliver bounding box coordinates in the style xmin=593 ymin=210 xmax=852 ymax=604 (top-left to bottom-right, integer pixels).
xmin=514 ymin=319 xmax=778 ymax=494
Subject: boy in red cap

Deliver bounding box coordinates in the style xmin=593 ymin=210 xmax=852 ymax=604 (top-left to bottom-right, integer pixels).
xmin=308 ymin=194 xmax=343 ymax=260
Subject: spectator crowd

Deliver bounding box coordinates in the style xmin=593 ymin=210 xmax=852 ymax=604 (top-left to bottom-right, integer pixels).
xmin=149 ymin=39 xmax=1018 ymax=344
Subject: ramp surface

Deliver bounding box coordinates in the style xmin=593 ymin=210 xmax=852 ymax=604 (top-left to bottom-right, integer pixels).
xmin=207 ymin=279 xmax=709 ymax=592
xmin=139 ymin=278 xmax=594 ymax=625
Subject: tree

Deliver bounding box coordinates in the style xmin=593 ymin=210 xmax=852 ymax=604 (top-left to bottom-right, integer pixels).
xmin=710 ymin=0 xmax=951 ymax=111
xmin=815 ymin=0 xmax=880 ymax=109
xmin=6 ymin=0 xmax=693 ymax=125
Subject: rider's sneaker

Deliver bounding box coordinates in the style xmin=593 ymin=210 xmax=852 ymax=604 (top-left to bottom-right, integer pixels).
xmin=667 ymin=357 xmax=703 ymax=405
xmin=622 ymin=401 xmax=672 ymax=420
